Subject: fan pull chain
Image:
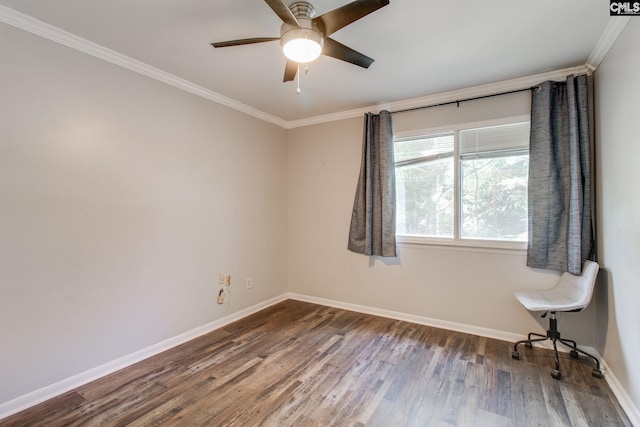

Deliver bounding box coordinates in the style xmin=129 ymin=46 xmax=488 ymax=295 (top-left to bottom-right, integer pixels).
xmin=295 ymin=64 xmax=310 ymax=95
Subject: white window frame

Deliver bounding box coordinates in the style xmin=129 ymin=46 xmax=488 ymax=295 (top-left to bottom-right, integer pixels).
xmin=394 ymin=115 xmax=530 ymax=252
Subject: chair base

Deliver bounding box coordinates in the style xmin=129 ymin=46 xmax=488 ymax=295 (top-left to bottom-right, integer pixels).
xmin=511 ymin=312 xmax=603 ymax=380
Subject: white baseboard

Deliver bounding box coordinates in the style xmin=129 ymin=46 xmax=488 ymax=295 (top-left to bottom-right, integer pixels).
xmin=286 ymin=292 xmax=525 ymax=343
xmin=600 ymin=358 xmax=640 ymax=427
xmin=0 ymin=294 xmax=288 ymax=421
xmin=2 ymin=292 xmax=638 ymax=426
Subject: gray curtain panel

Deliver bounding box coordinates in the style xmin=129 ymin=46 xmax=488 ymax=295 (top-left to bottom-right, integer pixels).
xmin=527 ymin=74 xmax=594 ymax=274
xmin=348 ymin=111 xmax=397 ymax=257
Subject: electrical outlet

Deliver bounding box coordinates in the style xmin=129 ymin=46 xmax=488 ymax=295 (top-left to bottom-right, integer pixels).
xmin=246 ymin=277 xmax=253 ymax=289
xmin=218 ymin=273 xmax=226 ymax=285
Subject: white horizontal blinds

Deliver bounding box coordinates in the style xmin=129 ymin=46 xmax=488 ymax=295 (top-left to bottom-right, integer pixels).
xmin=395 ymin=132 xmax=454 ymax=166
xmin=460 ymin=122 xmax=530 ymax=159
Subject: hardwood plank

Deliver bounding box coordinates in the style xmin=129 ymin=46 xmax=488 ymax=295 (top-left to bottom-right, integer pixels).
xmin=456 ymin=361 xmax=482 ymax=427
xmin=510 ymin=359 xmax=552 ymax=426
xmin=0 ymin=300 xmax=632 ymax=427
xmin=2 ymin=391 xmax=85 ymax=427
xmin=539 ymin=370 xmax=573 ymax=425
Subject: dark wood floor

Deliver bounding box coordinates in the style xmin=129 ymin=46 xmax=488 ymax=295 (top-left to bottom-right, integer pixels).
xmin=1 ymin=300 xmax=631 ymax=426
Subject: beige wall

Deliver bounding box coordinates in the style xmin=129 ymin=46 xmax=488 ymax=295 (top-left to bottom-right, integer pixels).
xmin=287 ymin=93 xmax=597 ymax=342
xmin=594 ymin=19 xmax=640 ymax=416
xmin=0 ymin=24 xmax=288 ymax=404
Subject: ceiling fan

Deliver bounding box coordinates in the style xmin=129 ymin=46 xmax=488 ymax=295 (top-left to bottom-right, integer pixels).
xmin=211 ymin=0 xmax=390 ymax=82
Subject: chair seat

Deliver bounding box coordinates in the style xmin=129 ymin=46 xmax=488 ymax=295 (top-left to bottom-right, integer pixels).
xmin=514 ymin=288 xmax=587 ymax=312
xmin=514 ymin=260 xmax=599 ymax=312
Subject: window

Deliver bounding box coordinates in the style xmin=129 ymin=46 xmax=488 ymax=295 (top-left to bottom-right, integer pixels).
xmin=395 ymin=133 xmax=454 ymax=237
xmin=395 ymin=121 xmax=530 ymax=247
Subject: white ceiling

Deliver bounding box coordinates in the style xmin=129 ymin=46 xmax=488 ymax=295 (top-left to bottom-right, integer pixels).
xmin=0 ymin=0 xmax=610 ymax=123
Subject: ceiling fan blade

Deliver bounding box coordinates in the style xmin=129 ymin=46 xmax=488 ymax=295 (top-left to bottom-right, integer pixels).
xmin=313 ymin=0 xmax=389 ymax=37
xmin=211 ymin=37 xmax=280 ymax=48
xmin=283 ymin=59 xmax=298 ymax=82
xmin=264 ymin=0 xmax=300 ymax=27
xmin=322 ymin=37 xmax=374 ymax=68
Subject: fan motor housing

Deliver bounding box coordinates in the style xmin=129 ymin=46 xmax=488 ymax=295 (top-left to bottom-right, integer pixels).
xmin=280 ymin=0 xmax=324 ymax=50
xmin=289 ymin=1 xmax=316 ymax=18
xmin=280 ymin=19 xmax=324 ymax=44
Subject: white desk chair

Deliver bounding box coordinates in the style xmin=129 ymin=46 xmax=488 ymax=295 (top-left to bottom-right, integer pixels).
xmin=511 ymin=260 xmax=603 ymax=380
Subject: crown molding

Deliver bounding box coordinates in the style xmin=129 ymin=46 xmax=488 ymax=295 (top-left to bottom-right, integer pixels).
xmin=587 ymin=16 xmax=631 ymax=71
xmin=0 ymin=5 xmax=287 ymax=128
xmin=285 ymin=65 xmax=589 ymax=129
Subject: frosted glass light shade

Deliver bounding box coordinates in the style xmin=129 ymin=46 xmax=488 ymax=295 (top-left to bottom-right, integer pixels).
xmin=281 ymin=28 xmax=323 ymax=63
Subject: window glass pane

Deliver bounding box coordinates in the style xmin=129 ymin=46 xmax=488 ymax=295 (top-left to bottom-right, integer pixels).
xmin=460 ymin=155 xmax=529 ymax=241
xmin=395 ymin=133 xmax=454 ymax=237
xmin=395 ymin=133 xmax=454 ymax=165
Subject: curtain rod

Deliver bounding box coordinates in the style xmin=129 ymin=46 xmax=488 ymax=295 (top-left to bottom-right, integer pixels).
xmin=391 ymin=86 xmax=539 ymax=115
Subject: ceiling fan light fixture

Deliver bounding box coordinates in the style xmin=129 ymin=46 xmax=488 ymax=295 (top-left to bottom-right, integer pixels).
xmin=211 ymin=0 xmax=390 ymax=82
xmin=281 ymin=28 xmax=324 ymax=63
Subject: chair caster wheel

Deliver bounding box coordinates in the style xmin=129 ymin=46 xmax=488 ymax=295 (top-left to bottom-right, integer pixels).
xmin=592 ymin=369 xmax=603 ymax=379
xmin=524 ymin=342 xmax=533 ymax=349
xmin=570 ymin=350 xmax=579 ymax=359
xmin=512 ymin=351 xmax=520 ymax=360
xmin=551 ymin=369 xmax=562 ymax=380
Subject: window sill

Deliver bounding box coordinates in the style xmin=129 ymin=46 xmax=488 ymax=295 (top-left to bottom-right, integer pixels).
xmin=396 ymin=235 xmax=527 ymax=255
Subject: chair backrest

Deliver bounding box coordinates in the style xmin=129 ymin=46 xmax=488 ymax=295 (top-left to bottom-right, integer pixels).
xmin=556 ymin=260 xmax=600 ymax=311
